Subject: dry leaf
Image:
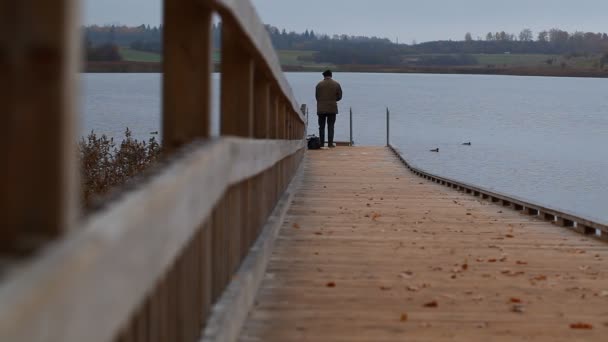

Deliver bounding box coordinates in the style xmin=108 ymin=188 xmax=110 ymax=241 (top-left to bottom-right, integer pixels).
xmin=407 ymin=286 xmax=420 ymax=292
xmin=292 ymin=223 xmax=301 ymax=229
xmin=462 ymin=263 xmax=469 ymax=271
xmin=509 ymin=298 xmax=522 ymax=303
xmin=505 ymin=234 xmax=514 ymax=238
xmin=488 ymin=259 xmax=497 ymax=263
xmin=380 ymin=286 xmax=392 ymax=291
xmin=570 ymin=323 xmax=593 ymax=329
xmin=314 ymin=232 xmax=323 ymax=236
xmin=372 ymin=212 xmax=382 ymax=221
xmin=511 ymin=305 xmax=525 ymax=313
xmin=533 ymin=275 xmax=548 ymax=281
xmin=400 ymin=313 xmax=408 ymax=322
xmin=516 ymin=261 xmax=528 ymax=265
xmin=326 ymin=282 xmax=336 ymax=288
xmin=423 ymin=300 xmax=438 ymax=308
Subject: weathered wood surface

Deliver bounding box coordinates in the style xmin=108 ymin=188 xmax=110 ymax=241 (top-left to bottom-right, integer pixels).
xmin=239 ymin=147 xmax=608 ymax=341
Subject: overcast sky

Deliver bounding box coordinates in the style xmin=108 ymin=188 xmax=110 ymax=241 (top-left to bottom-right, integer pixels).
xmin=84 ymin=0 xmax=608 ymax=43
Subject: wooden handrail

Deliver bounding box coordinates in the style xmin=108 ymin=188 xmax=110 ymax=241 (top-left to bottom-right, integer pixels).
xmin=0 ymin=138 xmax=304 ymax=342
xmin=389 ymin=145 xmax=608 ymax=239
xmin=1 ymin=0 xmax=307 ymax=341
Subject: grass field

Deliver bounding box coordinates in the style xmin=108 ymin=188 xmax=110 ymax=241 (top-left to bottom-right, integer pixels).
xmin=474 ymin=54 xmax=558 ymax=67
xmin=473 ymin=53 xmax=601 ymax=68
xmin=119 ymin=48 xmax=162 ymax=63
xmin=115 ymin=46 xmax=603 ymax=74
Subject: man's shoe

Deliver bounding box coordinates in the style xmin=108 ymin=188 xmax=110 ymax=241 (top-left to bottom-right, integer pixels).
xmin=328 ymin=144 xmax=336 ymax=148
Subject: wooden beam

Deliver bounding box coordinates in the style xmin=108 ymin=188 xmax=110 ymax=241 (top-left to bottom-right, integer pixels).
xmin=253 ymin=71 xmax=270 ymax=139
xmin=162 ymin=0 xmax=213 ymax=153
xmin=0 ymin=0 xmax=80 ymax=251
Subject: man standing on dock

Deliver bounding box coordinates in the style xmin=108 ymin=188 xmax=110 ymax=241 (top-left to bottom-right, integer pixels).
xmin=316 ymin=70 xmax=343 ymax=148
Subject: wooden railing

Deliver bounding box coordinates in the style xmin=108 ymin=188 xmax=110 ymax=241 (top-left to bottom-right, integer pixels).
xmin=389 ymin=145 xmax=608 ymax=241
xmin=0 ymin=1 xmax=306 ymax=341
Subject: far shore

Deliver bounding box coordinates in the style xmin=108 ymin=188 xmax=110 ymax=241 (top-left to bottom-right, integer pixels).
xmin=85 ymin=61 xmax=608 ymax=79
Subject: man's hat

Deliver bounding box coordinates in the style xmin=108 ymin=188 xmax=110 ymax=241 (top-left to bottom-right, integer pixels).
xmin=322 ymin=69 xmax=333 ymax=77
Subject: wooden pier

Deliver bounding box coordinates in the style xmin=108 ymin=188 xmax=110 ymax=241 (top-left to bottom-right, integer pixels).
xmin=2 ymin=0 xmax=608 ymax=341
xmin=234 ymin=147 xmax=608 ymax=341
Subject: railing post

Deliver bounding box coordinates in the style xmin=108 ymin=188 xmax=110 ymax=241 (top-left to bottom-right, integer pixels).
xmin=220 ymin=17 xmax=255 ymax=276
xmin=162 ymin=0 xmax=212 ymax=153
xmin=0 ymin=0 xmax=81 ymax=251
xmin=254 ymin=71 xmax=270 ymax=140
xmin=221 ymin=19 xmax=254 ymax=137
xmin=349 ymin=107 xmax=353 ymax=146
xmin=386 ymin=107 xmax=390 ymax=147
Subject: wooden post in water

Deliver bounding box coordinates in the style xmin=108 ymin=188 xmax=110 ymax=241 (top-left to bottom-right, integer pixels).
xmin=349 ymin=107 xmax=353 ymax=146
xmin=386 ymin=107 xmax=390 ymax=147
xmin=0 ymin=0 xmax=81 ymax=251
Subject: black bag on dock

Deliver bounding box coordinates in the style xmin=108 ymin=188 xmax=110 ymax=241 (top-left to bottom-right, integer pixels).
xmin=307 ymin=136 xmax=321 ymax=150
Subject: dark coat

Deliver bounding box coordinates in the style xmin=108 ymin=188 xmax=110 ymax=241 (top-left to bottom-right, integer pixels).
xmin=315 ymin=78 xmax=343 ymax=114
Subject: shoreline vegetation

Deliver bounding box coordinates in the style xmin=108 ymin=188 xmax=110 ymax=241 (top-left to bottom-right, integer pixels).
xmin=85 ymin=61 xmax=608 ymax=78
xmin=80 ymin=129 xmax=161 ymax=209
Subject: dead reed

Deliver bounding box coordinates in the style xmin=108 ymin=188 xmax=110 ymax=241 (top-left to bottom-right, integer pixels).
xmin=79 ymin=128 xmax=161 ymax=208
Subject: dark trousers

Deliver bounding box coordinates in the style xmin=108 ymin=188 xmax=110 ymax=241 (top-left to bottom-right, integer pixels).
xmin=318 ymin=113 xmax=336 ymax=146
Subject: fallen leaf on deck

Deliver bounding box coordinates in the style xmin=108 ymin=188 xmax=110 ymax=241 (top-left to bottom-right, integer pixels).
xmin=509 ymin=298 xmax=522 ymax=303
xmin=511 ymin=305 xmax=525 ymax=313
xmin=399 ymin=271 xmax=414 ymax=279
xmin=380 ymin=286 xmax=392 ymax=291
xmin=505 ymin=234 xmax=514 ymax=238
xmin=476 ymin=322 xmax=489 ymax=328
xmin=407 ymin=286 xmax=420 ymax=292
xmin=516 ymin=261 xmax=528 ymax=265
xmin=372 ymin=213 xmax=381 ymax=221
xmin=423 ymin=301 xmax=438 ymax=308
xmin=488 ymin=259 xmax=497 ymax=263
xmin=570 ymin=323 xmax=593 ymax=329
xmin=326 ymin=282 xmax=336 ymax=288
xmin=462 ymin=263 xmax=469 ymax=271
xmin=292 ymin=223 xmax=301 ymax=229
xmin=400 ymin=313 xmax=408 ymax=322
xmin=314 ymin=232 xmax=323 ymax=236
xmin=533 ymin=275 xmax=548 ymax=281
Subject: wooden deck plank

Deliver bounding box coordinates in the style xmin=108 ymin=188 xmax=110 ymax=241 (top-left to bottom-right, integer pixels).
xmin=238 ymin=147 xmax=608 ymax=341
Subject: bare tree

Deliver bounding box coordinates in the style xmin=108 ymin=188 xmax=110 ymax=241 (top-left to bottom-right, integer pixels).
xmin=519 ymin=28 xmax=533 ymax=42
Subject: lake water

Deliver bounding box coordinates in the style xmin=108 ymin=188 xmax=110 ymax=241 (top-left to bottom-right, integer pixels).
xmin=81 ymin=72 xmax=608 ymax=223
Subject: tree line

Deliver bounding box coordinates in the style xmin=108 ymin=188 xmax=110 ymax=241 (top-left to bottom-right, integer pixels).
xmin=84 ymin=24 xmax=608 ymax=66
